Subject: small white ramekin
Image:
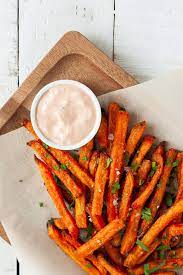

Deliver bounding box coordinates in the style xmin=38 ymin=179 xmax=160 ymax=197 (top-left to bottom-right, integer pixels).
xmin=30 ymin=80 xmax=101 ymax=150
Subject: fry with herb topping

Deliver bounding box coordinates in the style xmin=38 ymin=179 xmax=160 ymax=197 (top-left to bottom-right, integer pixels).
xmin=48 ymin=224 xmax=100 ymax=275
xmin=35 ymin=157 xmax=78 ymax=238
xmin=76 ymin=219 xmax=124 ymax=257
xmin=140 ymin=149 xmax=177 ymax=236
xmin=79 ymin=139 xmax=94 ymax=169
xmin=121 ymin=153 xmax=163 ymax=255
xmin=96 ymin=112 xmax=108 ymax=150
xmin=129 ymin=259 xmax=183 ymax=275
xmin=137 ymin=159 xmax=151 ymax=187
xmin=97 ymin=254 xmax=126 ymax=275
xmin=27 ymin=140 xmax=82 ymax=198
xmin=108 ymin=102 xmax=120 ymax=154
xmin=131 ymin=135 xmax=155 ymax=172
xmin=124 ymin=199 xmax=183 ymax=267
xmin=92 ymin=152 xmax=109 ymax=216
xmin=89 ymin=151 xmax=100 ymax=177
xmin=107 ymin=111 xmax=129 ymax=222
xmin=125 ymin=121 xmax=146 ymax=165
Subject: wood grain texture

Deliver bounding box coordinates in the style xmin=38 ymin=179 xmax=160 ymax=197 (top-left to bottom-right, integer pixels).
xmin=114 ymin=0 xmax=183 ymax=82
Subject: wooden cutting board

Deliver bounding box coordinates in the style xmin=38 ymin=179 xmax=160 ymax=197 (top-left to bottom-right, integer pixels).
xmin=0 ymin=31 xmax=137 ymax=243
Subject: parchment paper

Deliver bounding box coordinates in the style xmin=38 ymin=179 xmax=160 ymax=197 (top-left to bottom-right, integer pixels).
xmin=1 ymin=69 xmax=183 ymax=274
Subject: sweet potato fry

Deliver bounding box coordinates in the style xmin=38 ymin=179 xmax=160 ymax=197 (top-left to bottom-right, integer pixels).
xmin=177 ymin=152 xmax=183 ymax=183
xmin=75 ymin=187 xmax=87 ymax=228
xmin=92 ymin=152 xmax=109 ymax=216
xmin=136 ymin=159 xmax=151 ymax=187
xmin=131 ymin=135 xmax=155 ymax=172
xmin=125 ymin=121 xmax=146 ymax=165
xmin=28 ymin=140 xmax=82 ymax=198
xmin=175 ymin=157 xmax=183 ymax=202
xmin=35 ymin=157 xmax=78 ymax=238
xmin=107 ymin=111 xmax=129 ymax=222
xmin=138 ymin=239 xmax=161 ymax=264
xmin=121 ymin=154 xmax=163 ymax=255
xmin=23 ymin=119 xmax=38 ymax=139
xmin=92 ymin=215 xmax=106 ymax=231
xmin=89 ymin=151 xmax=100 ymax=177
xmin=96 ymin=113 xmax=108 ymax=150
xmin=108 ymin=102 xmax=120 ymax=154
xmin=76 ymin=219 xmax=124 ymax=257
xmin=153 ymin=141 xmax=166 ymax=157
xmin=79 ymin=139 xmax=94 ymax=169
xmin=129 ymin=259 xmax=183 ymax=275
xmin=53 ymin=218 xmax=66 ymax=229
xmin=162 ymin=223 xmax=183 ymax=246
xmin=152 ymin=273 xmax=175 ymax=275
xmin=49 ymin=148 xmax=94 ymax=189
xmin=97 ymin=254 xmax=126 ymax=275
xmin=48 ymin=224 xmax=100 ymax=275
xmin=124 ymin=199 xmax=183 ymax=267
xmin=119 ymin=169 xmax=135 ymax=221
xmin=140 ymin=149 xmax=177 ymax=236
xmin=105 ymin=242 xmax=124 ymax=267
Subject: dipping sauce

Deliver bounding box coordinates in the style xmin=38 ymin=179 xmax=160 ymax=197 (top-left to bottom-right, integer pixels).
xmin=36 ymin=83 xmax=97 ymax=146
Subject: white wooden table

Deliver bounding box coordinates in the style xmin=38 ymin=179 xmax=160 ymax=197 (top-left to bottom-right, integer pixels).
xmin=1 ymin=0 xmax=183 ymax=274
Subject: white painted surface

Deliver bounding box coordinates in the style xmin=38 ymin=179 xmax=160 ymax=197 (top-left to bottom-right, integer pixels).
xmin=1 ymin=0 xmax=183 ymax=274
xmin=0 ymin=238 xmax=16 ymax=274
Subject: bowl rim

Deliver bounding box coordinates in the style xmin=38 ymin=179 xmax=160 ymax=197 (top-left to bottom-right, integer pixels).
xmin=30 ymin=79 xmax=101 ymax=150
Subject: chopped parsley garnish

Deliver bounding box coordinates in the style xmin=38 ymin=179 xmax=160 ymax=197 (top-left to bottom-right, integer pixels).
xmin=152 ymin=161 xmax=157 ymax=171
xmin=136 ymin=239 xmax=149 ymax=252
xmin=157 ymin=181 xmax=162 ymax=188
xmin=142 ymin=207 xmax=152 ymax=221
xmin=124 ymin=151 xmax=130 ymax=165
xmin=53 ymin=165 xmax=60 ymax=170
xmin=112 ymin=182 xmax=120 ymax=194
xmin=144 ymin=261 xmax=165 ymax=275
xmin=157 ymin=244 xmax=171 ymax=251
xmin=166 ymin=157 xmax=172 ymax=166
xmin=131 ymin=162 xmax=140 ymax=172
xmin=173 ymin=160 xmax=179 ymax=168
xmin=82 ymin=156 xmax=88 ymax=161
xmin=39 ymin=202 xmax=44 ymax=207
xmin=165 ymin=193 xmax=173 ymax=207
xmin=173 ymin=263 xmax=181 ymax=270
xmin=45 ymin=153 xmax=50 ymax=158
xmin=42 ymin=142 xmax=49 ymax=149
xmin=60 ymin=163 xmax=67 ymax=170
xmin=149 ymin=170 xmax=155 ymax=178
xmin=68 ymin=200 xmax=75 ymax=210
xmin=47 ymin=218 xmax=54 ymax=225
xmin=85 ymin=263 xmax=93 ymax=268
xmin=106 ymin=157 xmax=112 ymax=168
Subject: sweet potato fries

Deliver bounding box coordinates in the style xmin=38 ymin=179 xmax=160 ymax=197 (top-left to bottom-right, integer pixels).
xmin=24 ymin=100 xmax=183 ymax=274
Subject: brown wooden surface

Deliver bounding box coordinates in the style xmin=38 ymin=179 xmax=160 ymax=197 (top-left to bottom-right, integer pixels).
xmin=0 ymin=31 xmax=137 ymax=243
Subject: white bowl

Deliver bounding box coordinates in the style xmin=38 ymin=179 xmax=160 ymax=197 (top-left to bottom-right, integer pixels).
xmin=30 ymin=80 xmax=101 ymax=150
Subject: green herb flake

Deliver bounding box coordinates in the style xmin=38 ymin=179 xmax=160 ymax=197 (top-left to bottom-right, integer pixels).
xmin=53 ymin=165 xmax=60 ymax=171
xmin=159 ymin=251 xmax=165 ymax=260
xmin=131 ymin=162 xmax=140 ymax=172
xmin=124 ymin=151 xmax=130 ymax=165
xmin=60 ymin=163 xmax=67 ymax=170
xmin=173 ymin=160 xmax=179 ymax=168
xmin=165 ymin=193 xmax=173 ymax=207
xmin=112 ymin=182 xmax=120 ymax=194
xmin=149 ymin=170 xmax=155 ymax=178
xmin=45 ymin=153 xmax=50 ymax=158
xmin=136 ymin=239 xmax=150 ymax=252
xmin=149 ymin=261 xmax=165 ymax=273
xmin=85 ymin=263 xmax=93 ymax=268
xmin=106 ymin=157 xmax=112 ymax=168
xmin=144 ymin=263 xmax=150 ymax=275
xmin=87 ymin=223 xmax=93 ymax=239
xmin=157 ymin=181 xmax=162 ymax=188
xmin=68 ymin=200 xmax=75 ymax=210
xmin=82 ymin=156 xmax=88 ymax=161
xmin=152 ymin=161 xmax=157 ymax=171
xmin=39 ymin=202 xmax=44 ymax=207
xmin=166 ymin=157 xmax=172 ymax=166
xmin=157 ymin=244 xmax=171 ymax=251
xmin=142 ymin=207 xmax=152 ymax=221
xmin=42 ymin=142 xmax=49 ymax=149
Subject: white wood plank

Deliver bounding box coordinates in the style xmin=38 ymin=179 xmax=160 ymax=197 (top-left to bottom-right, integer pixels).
xmin=115 ymin=0 xmax=183 ymax=82
xmin=19 ymin=0 xmax=114 ymax=83
xmin=0 ymin=238 xmax=17 ymax=274
xmin=0 ymin=1 xmax=18 ymax=273
xmin=0 ymin=0 xmax=18 ymax=107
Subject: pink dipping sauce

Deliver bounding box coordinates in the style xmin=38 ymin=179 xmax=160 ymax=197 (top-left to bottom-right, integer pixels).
xmin=36 ymin=84 xmax=97 ymax=146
